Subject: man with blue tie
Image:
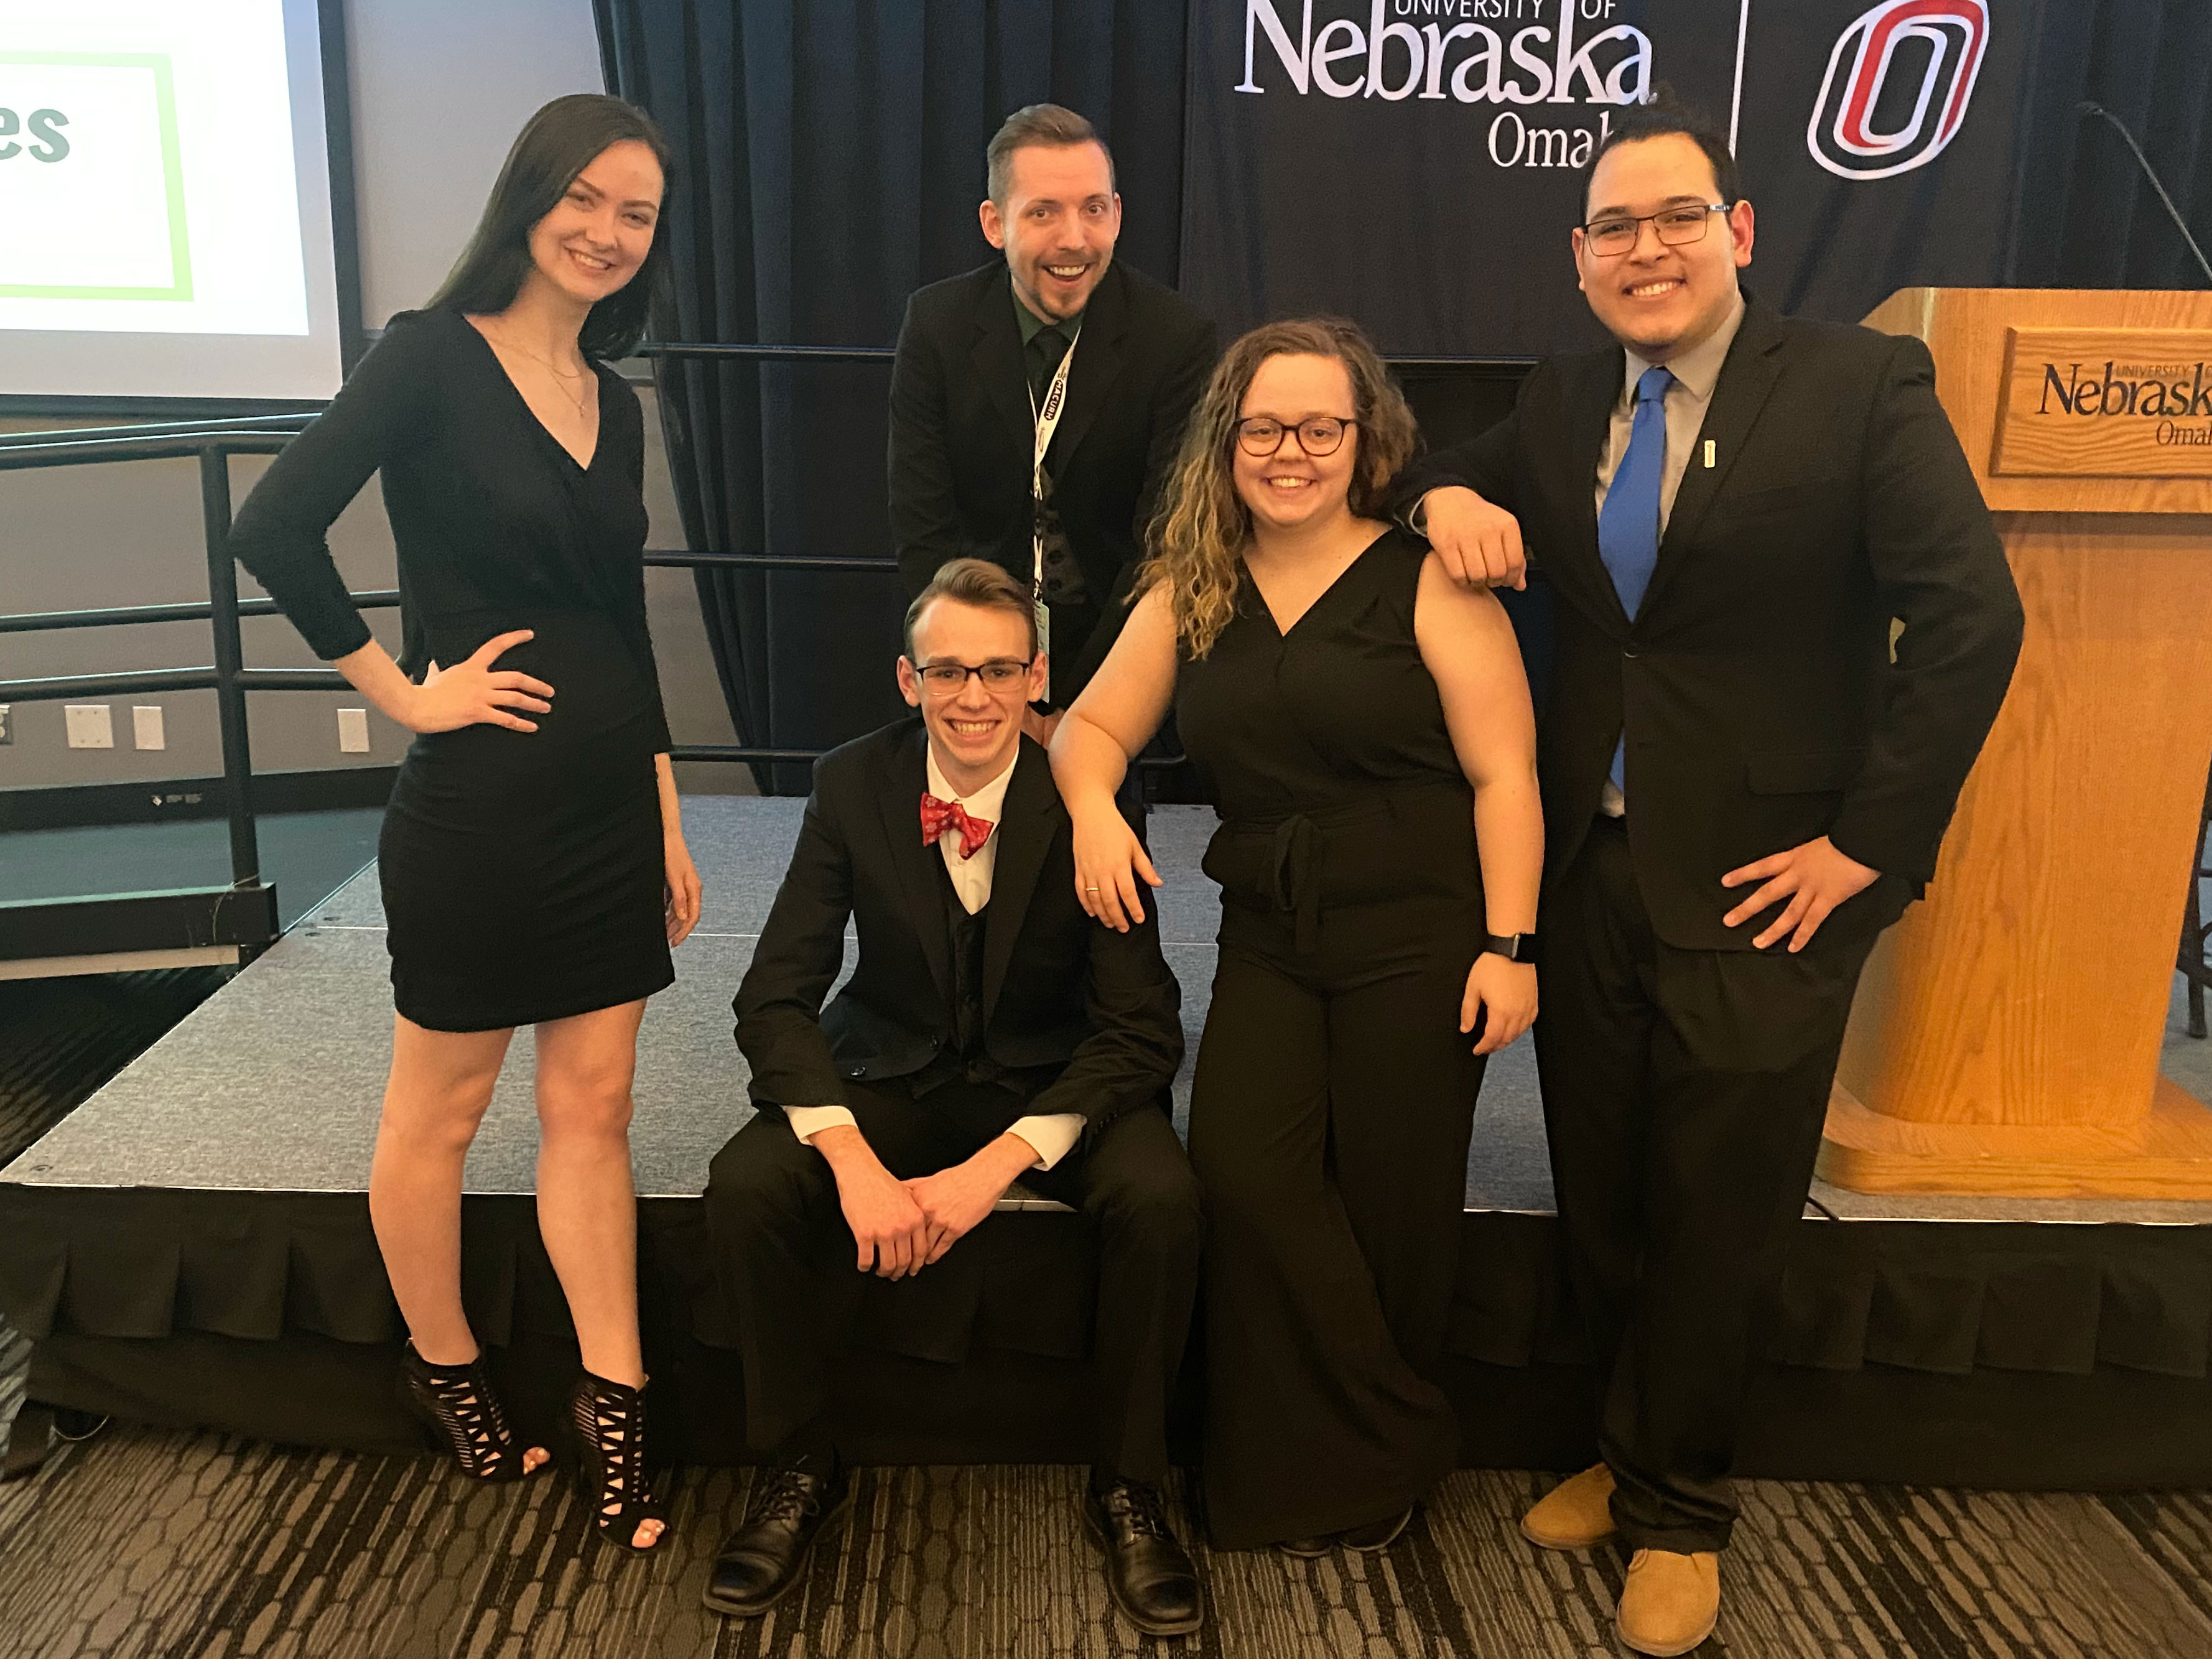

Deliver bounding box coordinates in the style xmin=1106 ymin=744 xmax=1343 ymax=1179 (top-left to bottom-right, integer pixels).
xmin=1393 ymin=101 xmax=2022 ymax=1654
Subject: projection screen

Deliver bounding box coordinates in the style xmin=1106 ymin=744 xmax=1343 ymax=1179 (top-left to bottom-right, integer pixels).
xmin=0 ymin=0 xmax=349 ymax=404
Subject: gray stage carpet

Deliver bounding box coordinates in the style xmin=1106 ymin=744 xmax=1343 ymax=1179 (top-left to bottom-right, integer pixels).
xmin=0 ymin=801 xmax=1553 ymax=1214
xmin=5 ymin=798 xmax=2210 ymax=1231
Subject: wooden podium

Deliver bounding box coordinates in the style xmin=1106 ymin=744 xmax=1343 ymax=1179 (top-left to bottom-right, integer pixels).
xmin=1819 ymin=289 xmax=2212 ymax=1199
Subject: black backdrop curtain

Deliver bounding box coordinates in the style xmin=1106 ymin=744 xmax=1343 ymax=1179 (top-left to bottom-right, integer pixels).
xmin=2016 ymin=0 xmax=2212 ymax=289
xmin=596 ymin=1 xmax=2210 ymax=792
xmin=593 ymin=1 xmax=1187 ymax=793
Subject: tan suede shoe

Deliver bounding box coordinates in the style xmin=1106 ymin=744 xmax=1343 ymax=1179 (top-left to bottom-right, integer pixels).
xmin=1518 ymin=1463 xmax=1618 ymax=1550
xmin=1615 ymin=1548 xmax=1720 ymax=1657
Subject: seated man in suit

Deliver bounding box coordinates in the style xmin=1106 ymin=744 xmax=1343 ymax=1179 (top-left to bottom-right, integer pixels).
xmin=889 ymin=103 xmax=1215 ymax=735
xmin=701 ymin=558 xmax=1204 ymax=1638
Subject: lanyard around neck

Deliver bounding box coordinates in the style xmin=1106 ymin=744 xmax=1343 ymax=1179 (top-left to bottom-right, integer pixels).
xmin=1025 ymin=331 xmax=1078 ymax=702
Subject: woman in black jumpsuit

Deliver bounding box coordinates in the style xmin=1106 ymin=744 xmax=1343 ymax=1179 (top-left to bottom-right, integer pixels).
xmin=228 ymin=97 xmax=694 ymax=1553
xmin=1051 ymin=319 xmax=1543 ymax=1551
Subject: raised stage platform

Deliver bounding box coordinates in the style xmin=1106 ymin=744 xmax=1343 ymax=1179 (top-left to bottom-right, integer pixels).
xmin=3 ymin=800 xmax=2210 ymax=1489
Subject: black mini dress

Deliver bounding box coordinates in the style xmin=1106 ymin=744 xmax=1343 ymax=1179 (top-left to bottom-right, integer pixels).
xmin=228 ymin=309 xmax=675 ymax=1031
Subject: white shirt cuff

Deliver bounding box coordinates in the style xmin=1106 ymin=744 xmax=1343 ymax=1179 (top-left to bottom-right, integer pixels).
xmin=783 ymin=1104 xmax=858 ymax=1143
xmin=1005 ymin=1113 xmax=1085 ymax=1171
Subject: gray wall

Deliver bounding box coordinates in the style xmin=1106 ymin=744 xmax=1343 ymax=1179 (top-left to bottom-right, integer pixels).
xmin=0 ymin=0 xmax=745 ymax=796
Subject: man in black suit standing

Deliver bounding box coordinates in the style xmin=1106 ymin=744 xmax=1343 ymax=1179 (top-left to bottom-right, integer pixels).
xmin=1393 ymin=103 xmax=2022 ymax=1655
xmin=700 ymin=559 xmax=1204 ymax=1638
xmin=888 ymin=103 xmax=1215 ymax=737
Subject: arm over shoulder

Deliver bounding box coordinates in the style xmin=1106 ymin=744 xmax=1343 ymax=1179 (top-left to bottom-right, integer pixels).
xmin=1387 ymin=376 xmax=1527 ymax=531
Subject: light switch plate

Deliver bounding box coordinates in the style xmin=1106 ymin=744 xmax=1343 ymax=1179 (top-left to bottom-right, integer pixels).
xmin=65 ymin=704 xmax=114 ymax=749
xmin=132 ymin=705 xmax=166 ymax=750
xmin=337 ymin=707 xmax=370 ymax=754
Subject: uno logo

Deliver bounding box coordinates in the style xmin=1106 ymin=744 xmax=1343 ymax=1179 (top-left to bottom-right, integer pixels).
xmin=1808 ymin=0 xmax=1988 ymax=180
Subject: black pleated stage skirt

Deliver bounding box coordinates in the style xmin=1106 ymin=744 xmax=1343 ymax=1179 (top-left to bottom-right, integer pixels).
xmin=378 ymin=608 xmax=673 ymax=1032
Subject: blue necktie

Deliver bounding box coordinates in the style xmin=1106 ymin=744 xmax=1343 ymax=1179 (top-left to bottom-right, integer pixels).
xmin=1597 ymin=365 xmax=1673 ymax=794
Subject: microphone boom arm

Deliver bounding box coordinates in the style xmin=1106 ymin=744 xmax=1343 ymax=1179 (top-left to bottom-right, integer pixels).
xmin=2078 ymin=100 xmax=2212 ymax=287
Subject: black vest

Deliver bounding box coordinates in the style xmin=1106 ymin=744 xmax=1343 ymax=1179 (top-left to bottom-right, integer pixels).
xmin=911 ymin=852 xmax=995 ymax=1094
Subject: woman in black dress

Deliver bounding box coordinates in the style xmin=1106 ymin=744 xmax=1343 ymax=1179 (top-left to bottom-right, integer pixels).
xmin=1051 ymin=318 xmax=1543 ymax=1551
xmin=228 ymin=96 xmax=697 ymax=1553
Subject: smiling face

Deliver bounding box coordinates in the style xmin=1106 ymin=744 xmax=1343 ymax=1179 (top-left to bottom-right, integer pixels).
xmin=526 ymin=139 xmax=663 ymax=309
xmin=896 ymin=597 xmax=1046 ymax=792
xmin=1232 ymin=353 xmax=1362 ymax=537
xmin=1573 ymin=133 xmax=1753 ymax=362
xmin=978 ymin=141 xmax=1121 ymax=323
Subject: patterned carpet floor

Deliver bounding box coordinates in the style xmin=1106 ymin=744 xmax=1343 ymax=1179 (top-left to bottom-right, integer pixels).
xmin=2 ymin=1425 xmax=2211 ymax=1658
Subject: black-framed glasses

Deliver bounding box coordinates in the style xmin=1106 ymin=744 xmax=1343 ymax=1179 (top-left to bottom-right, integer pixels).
xmin=1236 ymin=416 xmax=1356 ymax=457
xmin=1579 ymin=203 xmax=1732 ymax=258
xmin=914 ymin=658 xmax=1031 ymax=694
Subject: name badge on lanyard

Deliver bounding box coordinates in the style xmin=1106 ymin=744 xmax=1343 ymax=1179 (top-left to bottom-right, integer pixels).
xmin=1029 ymin=333 xmax=1077 ymax=704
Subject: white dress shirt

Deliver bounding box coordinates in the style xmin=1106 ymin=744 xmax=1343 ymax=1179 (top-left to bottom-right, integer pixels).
xmin=782 ymin=746 xmax=1087 ymax=1170
xmin=1592 ymin=290 xmax=1745 ymax=817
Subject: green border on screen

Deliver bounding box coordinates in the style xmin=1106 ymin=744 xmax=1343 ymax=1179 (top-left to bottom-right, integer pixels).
xmin=0 ymin=50 xmax=193 ymax=302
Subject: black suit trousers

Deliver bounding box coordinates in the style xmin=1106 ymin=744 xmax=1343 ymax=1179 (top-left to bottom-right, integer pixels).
xmin=702 ymin=1083 xmax=1202 ymax=1482
xmin=1534 ymin=817 xmax=1888 ymax=1554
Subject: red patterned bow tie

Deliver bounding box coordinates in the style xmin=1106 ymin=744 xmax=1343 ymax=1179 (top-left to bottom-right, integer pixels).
xmin=920 ymin=792 xmax=995 ymax=860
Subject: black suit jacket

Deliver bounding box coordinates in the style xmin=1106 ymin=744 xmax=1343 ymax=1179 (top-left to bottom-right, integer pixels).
xmin=1393 ymin=295 xmax=2024 ymax=951
xmin=888 ymin=259 xmax=1215 ymax=702
xmin=734 ymin=718 xmax=1183 ymax=1134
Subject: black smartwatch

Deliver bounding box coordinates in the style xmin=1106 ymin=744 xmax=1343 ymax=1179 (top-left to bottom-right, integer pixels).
xmin=1482 ymin=931 xmax=1538 ymax=964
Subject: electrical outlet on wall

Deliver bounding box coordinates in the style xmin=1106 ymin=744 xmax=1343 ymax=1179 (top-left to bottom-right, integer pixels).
xmin=132 ymin=706 xmax=166 ymax=750
xmin=0 ymin=704 xmax=11 ymax=745
xmin=65 ymin=704 xmax=114 ymax=749
xmin=337 ymin=708 xmax=371 ymax=754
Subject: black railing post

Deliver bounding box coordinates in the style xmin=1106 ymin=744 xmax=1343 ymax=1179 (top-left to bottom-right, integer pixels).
xmin=200 ymin=444 xmax=261 ymax=890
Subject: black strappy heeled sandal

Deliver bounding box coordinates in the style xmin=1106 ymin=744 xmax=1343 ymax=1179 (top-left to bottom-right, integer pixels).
xmin=398 ymin=1341 xmax=544 ymax=1483
xmin=561 ymin=1369 xmax=668 ymax=1553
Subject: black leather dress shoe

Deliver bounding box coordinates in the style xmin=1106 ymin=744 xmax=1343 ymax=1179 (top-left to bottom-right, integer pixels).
xmin=703 ymin=1454 xmax=852 ymax=1617
xmin=1273 ymin=1534 xmax=1334 ymax=1559
xmin=1083 ymin=1477 xmax=1203 ymax=1637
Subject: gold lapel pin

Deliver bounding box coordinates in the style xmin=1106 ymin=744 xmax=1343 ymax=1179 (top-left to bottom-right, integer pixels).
xmin=1703 ymin=439 xmax=1716 ymax=468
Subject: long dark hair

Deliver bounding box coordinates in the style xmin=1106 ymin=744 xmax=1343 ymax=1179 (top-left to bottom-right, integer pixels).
xmin=425 ymin=94 xmax=674 ymax=360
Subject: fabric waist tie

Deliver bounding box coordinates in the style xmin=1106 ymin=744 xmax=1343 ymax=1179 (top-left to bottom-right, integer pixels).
xmin=1225 ymin=779 xmax=1472 ymax=955
xmin=1268 ymin=814 xmax=1324 ymax=955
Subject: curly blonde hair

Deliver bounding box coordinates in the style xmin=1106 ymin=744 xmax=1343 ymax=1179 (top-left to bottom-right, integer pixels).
xmin=1139 ymin=317 xmax=1417 ymax=659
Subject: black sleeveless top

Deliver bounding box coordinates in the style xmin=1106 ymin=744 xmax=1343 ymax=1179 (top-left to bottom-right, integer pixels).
xmin=1174 ymin=528 xmax=1482 ymax=956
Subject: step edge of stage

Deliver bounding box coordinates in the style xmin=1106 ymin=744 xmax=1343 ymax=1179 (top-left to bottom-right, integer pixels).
xmin=0 ymin=1173 xmax=1571 ymax=1220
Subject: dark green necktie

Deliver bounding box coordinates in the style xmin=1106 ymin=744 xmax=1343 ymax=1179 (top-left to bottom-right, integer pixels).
xmin=1026 ymin=323 xmax=1070 ymax=409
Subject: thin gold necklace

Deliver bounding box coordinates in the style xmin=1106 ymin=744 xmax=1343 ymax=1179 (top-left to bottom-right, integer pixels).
xmin=487 ymin=325 xmax=592 ymax=418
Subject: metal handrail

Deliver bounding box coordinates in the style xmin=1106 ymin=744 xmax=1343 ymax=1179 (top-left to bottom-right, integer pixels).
xmin=0 ymin=592 xmax=401 ymax=634
xmin=0 ymin=432 xmax=295 ymax=471
xmin=0 ymin=413 xmax=316 ymax=447
xmin=0 ymin=435 xmax=342 ymax=929
xmin=644 ymin=551 xmax=895 ymax=573
xmin=639 ymin=343 xmax=895 ymax=363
